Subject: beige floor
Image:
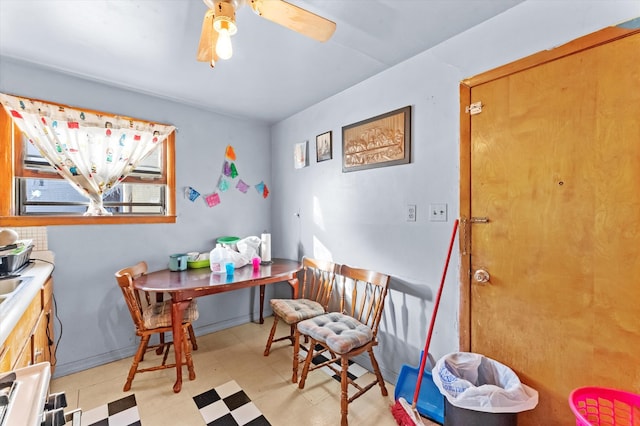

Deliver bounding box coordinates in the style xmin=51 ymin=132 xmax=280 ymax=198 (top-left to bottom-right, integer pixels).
xmin=51 ymin=318 xmax=439 ymax=426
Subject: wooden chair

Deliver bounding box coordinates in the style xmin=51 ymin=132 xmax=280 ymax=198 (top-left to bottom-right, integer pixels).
xmin=115 ymin=261 xmax=198 ymax=391
xmin=263 ymin=256 xmax=340 ymax=383
xmin=297 ymin=265 xmax=391 ymax=426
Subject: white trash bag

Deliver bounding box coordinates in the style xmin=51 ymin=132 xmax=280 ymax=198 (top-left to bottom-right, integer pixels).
xmin=224 ymin=236 xmax=262 ymax=268
xmin=432 ymin=352 xmax=538 ymax=413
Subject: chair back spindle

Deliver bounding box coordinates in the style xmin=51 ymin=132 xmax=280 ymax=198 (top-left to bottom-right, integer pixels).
xmin=338 ymin=265 xmax=389 ymax=339
xmin=300 ymin=257 xmax=339 ymax=309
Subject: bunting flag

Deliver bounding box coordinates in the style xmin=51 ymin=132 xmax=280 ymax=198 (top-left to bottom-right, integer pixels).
xmin=218 ymin=178 xmax=230 ymax=192
xmin=236 ymin=179 xmax=249 ymax=193
xmin=186 ymin=186 xmax=201 ymax=202
xmin=255 ymin=181 xmax=269 ymax=199
xmin=188 ymin=145 xmax=270 ymax=208
xmin=225 ymin=145 xmax=236 ymax=161
xmin=229 ymin=163 xmax=238 ymax=178
xmin=205 ymin=192 xmax=221 ymax=207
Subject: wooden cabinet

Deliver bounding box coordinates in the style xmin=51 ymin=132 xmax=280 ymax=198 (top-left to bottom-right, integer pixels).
xmin=0 ymin=276 xmax=55 ymax=372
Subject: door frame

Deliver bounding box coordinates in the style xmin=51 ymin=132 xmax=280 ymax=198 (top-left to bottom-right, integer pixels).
xmin=458 ymin=22 xmax=640 ymax=351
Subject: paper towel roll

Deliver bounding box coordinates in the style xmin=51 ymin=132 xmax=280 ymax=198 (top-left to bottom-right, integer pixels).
xmin=261 ymin=233 xmax=271 ymax=263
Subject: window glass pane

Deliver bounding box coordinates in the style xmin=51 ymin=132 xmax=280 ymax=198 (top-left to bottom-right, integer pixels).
xmin=23 ymin=179 xmax=86 ymax=215
xmin=18 ymin=178 xmax=165 ymax=215
xmin=26 ymin=178 xmax=85 ymax=202
xmin=24 ymin=134 xmax=51 ymax=169
xmin=135 ymin=148 xmax=161 ymax=174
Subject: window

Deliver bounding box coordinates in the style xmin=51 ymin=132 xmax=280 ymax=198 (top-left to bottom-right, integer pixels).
xmin=0 ymin=99 xmax=176 ymax=226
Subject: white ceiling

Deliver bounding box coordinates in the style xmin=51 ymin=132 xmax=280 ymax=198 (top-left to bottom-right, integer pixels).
xmin=0 ymin=0 xmax=524 ymax=124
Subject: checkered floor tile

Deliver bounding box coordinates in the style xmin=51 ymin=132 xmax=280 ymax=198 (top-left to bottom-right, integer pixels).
xmin=299 ymin=345 xmax=369 ymax=382
xmin=81 ymin=394 xmax=141 ymax=426
xmin=193 ymin=380 xmax=270 ymax=426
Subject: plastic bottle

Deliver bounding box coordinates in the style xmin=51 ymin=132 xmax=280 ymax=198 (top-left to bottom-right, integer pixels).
xmin=209 ymin=244 xmax=227 ymax=274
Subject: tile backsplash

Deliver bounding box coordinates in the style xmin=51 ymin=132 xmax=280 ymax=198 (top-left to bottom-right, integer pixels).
xmin=6 ymin=226 xmax=48 ymax=251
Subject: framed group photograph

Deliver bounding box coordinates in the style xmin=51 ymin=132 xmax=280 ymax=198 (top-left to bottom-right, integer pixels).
xmin=316 ymin=131 xmax=332 ymax=162
xmin=341 ymin=106 xmax=411 ymax=173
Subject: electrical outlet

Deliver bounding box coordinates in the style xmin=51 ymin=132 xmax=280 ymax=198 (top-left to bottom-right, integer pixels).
xmin=406 ymin=204 xmax=416 ymax=222
xmin=429 ymin=203 xmax=447 ymax=222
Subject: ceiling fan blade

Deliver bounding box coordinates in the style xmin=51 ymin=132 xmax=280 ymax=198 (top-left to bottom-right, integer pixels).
xmin=197 ymin=9 xmax=219 ymax=63
xmin=249 ymin=0 xmax=336 ymax=42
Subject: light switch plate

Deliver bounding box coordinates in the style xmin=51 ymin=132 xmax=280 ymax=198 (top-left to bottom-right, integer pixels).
xmin=429 ymin=203 xmax=447 ymax=222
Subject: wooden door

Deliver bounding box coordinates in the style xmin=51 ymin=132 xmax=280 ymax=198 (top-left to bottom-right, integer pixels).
xmin=462 ymin=29 xmax=640 ymax=425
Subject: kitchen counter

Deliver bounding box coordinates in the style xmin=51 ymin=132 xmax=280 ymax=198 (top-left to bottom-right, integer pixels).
xmin=0 ymin=253 xmax=54 ymax=348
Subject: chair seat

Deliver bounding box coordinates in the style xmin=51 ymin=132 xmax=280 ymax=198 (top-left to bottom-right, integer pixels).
xmin=270 ymin=298 xmax=325 ymax=324
xmin=142 ymin=299 xmax=199 ymax=329
xmin=298 ymin=312 xmax=373 ymax=354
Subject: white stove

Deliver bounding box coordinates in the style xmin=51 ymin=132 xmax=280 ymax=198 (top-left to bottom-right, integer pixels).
xmin=0 ymin=362 xmax=81 ymax=426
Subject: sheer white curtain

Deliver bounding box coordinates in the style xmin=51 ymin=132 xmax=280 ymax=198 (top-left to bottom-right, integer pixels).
xmin=0 ymin=93 xmax=175 ymax=215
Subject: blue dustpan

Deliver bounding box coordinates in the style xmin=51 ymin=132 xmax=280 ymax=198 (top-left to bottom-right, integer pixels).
xmin=394 ymin=352 xmax=444 ymax=424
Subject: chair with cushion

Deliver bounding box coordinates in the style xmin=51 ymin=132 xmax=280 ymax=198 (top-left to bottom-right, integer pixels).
xmin=263 ymin=256 xmax=340 ymax=383
xmin=115 ymin=261 xmax=199 ymax=391
xmin=296 ymin=264 xmax=391 ymax=426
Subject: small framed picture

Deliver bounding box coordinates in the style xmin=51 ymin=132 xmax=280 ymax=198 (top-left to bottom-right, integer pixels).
xmin=316 ymin=131 xmax=332 ymax=162
xmin=294 ymin=141 xmax=308 ymax=169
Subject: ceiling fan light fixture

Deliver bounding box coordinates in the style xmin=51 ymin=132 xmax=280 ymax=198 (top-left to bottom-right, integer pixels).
xmin=212 ymin=1 xmax=237 ymax=60
xmin=212 ymin=1 xmax=237 ymax=34
xmin=215 ymin=21 xmax=234 ymax=60
xmin=198 ymin=0 xmax=336 ymax=68
xmin=213 ymin=16 xmax=237 ymax=36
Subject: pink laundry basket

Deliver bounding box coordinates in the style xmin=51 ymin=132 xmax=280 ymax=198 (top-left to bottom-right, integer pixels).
xmin=569 ymin=387 xmax=640 ymax=426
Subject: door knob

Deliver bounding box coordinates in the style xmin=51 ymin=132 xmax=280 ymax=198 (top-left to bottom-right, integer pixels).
xmin=473 ymin=269 xmax=490 ymax=283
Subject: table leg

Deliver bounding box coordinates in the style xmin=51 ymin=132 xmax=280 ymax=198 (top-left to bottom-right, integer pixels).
xmin=288 ymin=277 xmax=299 ymax=298
xmin=171 ymin=300 xmax=190 ymax=393
xmin=156 ymin=293 xmax=165 ymax=355
xmin=259 ymin=285 xmax=265 ymax=324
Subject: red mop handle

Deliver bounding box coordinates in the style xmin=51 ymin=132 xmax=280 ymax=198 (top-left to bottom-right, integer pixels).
xmin=412 ymin=218 xmax=459 ymax=409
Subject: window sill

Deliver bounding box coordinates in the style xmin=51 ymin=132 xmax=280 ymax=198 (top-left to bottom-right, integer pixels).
xmin=0 ymin=215 xmax=177 ymax=226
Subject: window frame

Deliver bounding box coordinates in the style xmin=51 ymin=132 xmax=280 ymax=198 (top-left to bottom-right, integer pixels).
xmin=0 ymin=99 xmax=176 ymax=226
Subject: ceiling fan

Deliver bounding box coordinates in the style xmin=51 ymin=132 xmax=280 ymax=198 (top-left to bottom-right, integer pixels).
xmin=197 ymin=0 xmax=336 ymax=67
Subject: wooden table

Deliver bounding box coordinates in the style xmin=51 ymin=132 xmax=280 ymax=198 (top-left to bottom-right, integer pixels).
xmin=133 ymin=258 xmax=301 ymax=392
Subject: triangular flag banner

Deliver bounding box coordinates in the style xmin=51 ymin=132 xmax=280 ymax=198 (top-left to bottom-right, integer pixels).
xmin=205 ymin=192 xmax=221 ymax=207
xmin=187 ymin=186 xmax=200 ymax=202
xmin=225 ymin=145 xmax=236 ymax=161
xmin=218 ymin=178 xmax=230 ymax=192
xmin=236 ymin=179 xmax=249 ymax=193
xmin=188 ymin=145 xmax=269 ymax=209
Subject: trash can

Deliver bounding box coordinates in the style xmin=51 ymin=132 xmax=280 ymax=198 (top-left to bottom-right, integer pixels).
xmin=432 ymin=352 xmax=538 ymax=426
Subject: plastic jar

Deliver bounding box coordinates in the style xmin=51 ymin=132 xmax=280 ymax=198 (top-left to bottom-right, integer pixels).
xmin=209 ymin=244 xmax=227 ymax=274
